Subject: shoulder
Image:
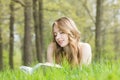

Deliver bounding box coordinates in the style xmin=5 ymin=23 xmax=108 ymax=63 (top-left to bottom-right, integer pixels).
xmin=47 ymin=42 xmax=56 ymax=56
xmin=48 ymin=42 xmax=56 ymax=50
xmin=48 ymin=42 xmax=55 ymax=47
xmin=79 ymin=42 xmax=92 ymax=54
xmin=79 ymin=42 xmax=92 ymax=65
xmin=79 ymin=42 xmax=91 ymax=49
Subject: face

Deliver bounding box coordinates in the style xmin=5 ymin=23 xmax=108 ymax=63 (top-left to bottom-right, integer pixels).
xmin=53 ymin=26 xmax=69 ymax=47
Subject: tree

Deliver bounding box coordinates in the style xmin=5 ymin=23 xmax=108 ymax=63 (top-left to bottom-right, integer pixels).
xmin=0 ymin=0 xmax=3 ymax=71
xmin=113 ymin=8 xmax=120 ymax=60
xmin=23 ymin=0 xmax=33 ymax=65
xmin=114 ymin=27 xmax=120 ymax=59
xmin=33 ymin=0 xmax=42 ymax=62
xmin=39 ymin=0 xmax=44 ymax=62
xmin=0 ymin=25 xmax=3 ymax=71
xmin=95 ymin=0 xmax=103 ymax=61
xmin=9 ymin=0 xmax=15 ymax=69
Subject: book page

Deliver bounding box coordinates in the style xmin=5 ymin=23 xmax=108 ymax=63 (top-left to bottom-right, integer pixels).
xmin=20 ymin=62 xmax=62 ymax=74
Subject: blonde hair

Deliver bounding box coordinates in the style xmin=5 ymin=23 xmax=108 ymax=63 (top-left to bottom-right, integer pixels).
xmin=52 ymin=17 xmax=82 ymax=66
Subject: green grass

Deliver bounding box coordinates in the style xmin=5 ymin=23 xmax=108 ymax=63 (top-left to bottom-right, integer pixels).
xmin=0 ymin=62 xmax=120 ymax=80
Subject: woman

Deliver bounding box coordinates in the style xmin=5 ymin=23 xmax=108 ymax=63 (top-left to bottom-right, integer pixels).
xmin=47 ymin=17 xmax=92 ymax=67
xmin=20 ymin=17 xmax=92 ymax=74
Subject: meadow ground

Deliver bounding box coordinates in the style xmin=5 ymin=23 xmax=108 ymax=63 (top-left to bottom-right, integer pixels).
xmin=0 ymin=61 xmax=120 ymax=80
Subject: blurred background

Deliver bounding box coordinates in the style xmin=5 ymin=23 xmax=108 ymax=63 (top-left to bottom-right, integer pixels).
xmin=0 ymin=0 xmax=120 ymax=70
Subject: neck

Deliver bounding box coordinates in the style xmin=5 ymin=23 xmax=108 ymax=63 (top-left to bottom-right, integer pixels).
xmin=63 ymin=45 xmax=70 ymax=51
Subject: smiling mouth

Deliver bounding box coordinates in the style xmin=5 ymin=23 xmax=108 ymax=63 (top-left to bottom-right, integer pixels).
xmin=58 ymin=40 xmax=63 ymax=45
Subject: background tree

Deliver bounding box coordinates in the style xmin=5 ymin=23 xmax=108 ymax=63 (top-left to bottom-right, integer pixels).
xmin=9 ymin=0 xmax=15 ymax=69
xmin=113 ymin=2 xmax=120 ymax=60
xmin=39 ymin=0 xmax=44 ymax=62
xmin=23 ymin=0 xmax=33 ymax=66
xmin=33 ymin=0 xmax=42 ymax=62
xmin=0 ymin=0 xmax=3 ymax=70
xmin=95 ymin=0 xmax=103 ymax=61
xmin=0 ymin=27 xmax=3 ymax=70
xmin=0 ymin=0 xmax=120 ymax=69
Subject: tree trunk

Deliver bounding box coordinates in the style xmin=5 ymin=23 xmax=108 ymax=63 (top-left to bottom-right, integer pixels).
xmin=39 ymin=0 xmax=44 ymax=62
xmin=95 ymin=0 xmax=102 ymax=61
xmin=9 ymin=1 xmax=14 ymax=69
xmin=23 ymin=0 xmax=33 ymax=66
xmin=33 ymin=0 xmax=42 ymax=62
xmin=0 ymin=0 xmax=3 ymax=71
xmin=114 ymin=27 xmax=120 ymax=60
xmin=0 ymin=26 xmax=3 ymax=70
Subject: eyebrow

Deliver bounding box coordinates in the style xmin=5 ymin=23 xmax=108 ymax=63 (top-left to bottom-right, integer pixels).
xmin=53 ymin=31 xmax=57 ymax=33
xmin=53 ymin=30 xmax=62 ymax=34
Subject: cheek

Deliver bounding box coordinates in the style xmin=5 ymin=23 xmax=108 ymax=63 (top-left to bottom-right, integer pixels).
xmin=64 ymin=35 xmax=69 ymax=42
xmin=54 ymin=37 xmax=57 ymax=41
xmin=55 ymin=37 xmax=57 ymax=42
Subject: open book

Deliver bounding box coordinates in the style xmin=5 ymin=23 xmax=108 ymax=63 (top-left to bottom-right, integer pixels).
xmin=20 ymin=62 xmax=62 ymax=74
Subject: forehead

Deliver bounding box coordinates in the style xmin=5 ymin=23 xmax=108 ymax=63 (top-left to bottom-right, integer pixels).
xmin=53 ymin=25 xmax=60 ymax=32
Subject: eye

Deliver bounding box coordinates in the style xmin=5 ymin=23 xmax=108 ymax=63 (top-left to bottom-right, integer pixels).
xmin=59 ymin=31 xmax=64 ymax=34
xmin=54 ymin=32 xmax=57 ymax=37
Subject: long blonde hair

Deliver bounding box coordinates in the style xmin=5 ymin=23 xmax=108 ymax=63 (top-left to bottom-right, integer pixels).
xmin=52 ymin=17 xmax=82 ymax=66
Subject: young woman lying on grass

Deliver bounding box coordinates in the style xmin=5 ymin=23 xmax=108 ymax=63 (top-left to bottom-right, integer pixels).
xmin=20 ymin=17 xmax=92 ymax=74
xmin=47 ymin=17 xmax=92 ymax=67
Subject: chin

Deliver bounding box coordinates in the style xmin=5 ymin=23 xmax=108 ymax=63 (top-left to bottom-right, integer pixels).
xmin=59 ymin=45 xmax=63 ymax=47
xmin=58 ymin=44 xmax=64 ymax=47
xmin=60 ymin=44 xmax=68 ymax=47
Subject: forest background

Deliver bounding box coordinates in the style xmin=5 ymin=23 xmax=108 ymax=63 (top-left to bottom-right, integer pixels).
xmin=0 ymin=0 xmax=120 ymax=70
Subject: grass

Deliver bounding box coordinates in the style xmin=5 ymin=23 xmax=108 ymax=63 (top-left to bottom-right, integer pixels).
xmin=0 ymin=61 xmax=120 ymax=80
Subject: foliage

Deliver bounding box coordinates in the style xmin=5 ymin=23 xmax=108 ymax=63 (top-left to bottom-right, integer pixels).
xmin=0 ymin=0 xmax=120 ymax=69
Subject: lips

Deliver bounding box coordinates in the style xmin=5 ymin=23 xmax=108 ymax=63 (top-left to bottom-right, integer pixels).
xmin=57 ymin=40 xmax=64 ymax=46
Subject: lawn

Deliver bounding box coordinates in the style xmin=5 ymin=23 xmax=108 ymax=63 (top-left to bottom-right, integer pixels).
xmin=0 ymin=61 xmax=120 ymax=80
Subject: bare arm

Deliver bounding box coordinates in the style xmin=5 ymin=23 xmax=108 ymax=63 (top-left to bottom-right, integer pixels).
xmin=47 ymin=42 xmax=55 ymax=63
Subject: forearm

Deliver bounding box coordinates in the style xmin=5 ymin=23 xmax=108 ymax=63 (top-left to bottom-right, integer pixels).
xmin=47 ymin=42 xmax=55 ymax=63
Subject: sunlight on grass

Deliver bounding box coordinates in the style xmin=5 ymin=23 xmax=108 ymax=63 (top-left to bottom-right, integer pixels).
xmin=0 ymin=61 xmax=120 ymax=80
